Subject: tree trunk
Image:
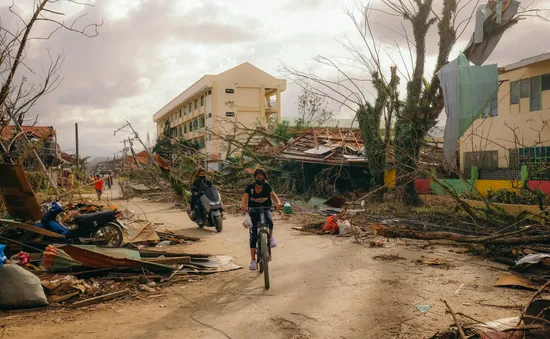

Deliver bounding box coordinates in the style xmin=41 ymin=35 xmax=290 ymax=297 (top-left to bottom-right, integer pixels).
xmin=394 ymin=116 xmax=428 ymax=206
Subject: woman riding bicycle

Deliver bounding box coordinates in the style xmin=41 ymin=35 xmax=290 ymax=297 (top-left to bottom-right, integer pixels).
xmin=241 ymin=168 xmax=282 ymax=271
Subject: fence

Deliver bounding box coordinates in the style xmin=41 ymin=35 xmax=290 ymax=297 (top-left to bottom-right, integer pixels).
xmin=414 ymin=165 xmax=550 ymax=197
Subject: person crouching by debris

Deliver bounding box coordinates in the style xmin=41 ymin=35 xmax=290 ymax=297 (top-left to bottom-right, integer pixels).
xmin=94 ymin=174 xmax=104 ymax=200
xmin=241 ymin=168 xmax=282 ymax=271
xmin=191 ymin=168 xmax=212 ymax=224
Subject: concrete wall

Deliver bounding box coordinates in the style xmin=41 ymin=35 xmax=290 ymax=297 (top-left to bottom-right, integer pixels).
xmin=460 ymin=59 xmax=550 ymax=171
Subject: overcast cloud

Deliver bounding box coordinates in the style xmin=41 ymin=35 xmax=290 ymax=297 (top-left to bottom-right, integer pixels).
xmin=2 ymin=0 xmax=549 ymax=158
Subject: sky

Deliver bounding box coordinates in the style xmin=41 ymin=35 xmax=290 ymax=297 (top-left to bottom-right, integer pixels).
xmin=2 ymin=0 xmax=549 ymax=158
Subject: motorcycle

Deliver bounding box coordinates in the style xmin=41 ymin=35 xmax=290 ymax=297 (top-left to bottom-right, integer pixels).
xmin=36 ymin=201 xmax=127 ymax=247
xmin=191 ymin=184 xmax=224 ymax=232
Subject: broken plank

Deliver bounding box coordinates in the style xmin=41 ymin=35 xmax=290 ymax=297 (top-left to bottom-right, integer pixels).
xmin=72 ymin=289 xmax=130 ymax=307
xmin=142 ymin=256 xmax=191 ymax=264
xmin=0 ymin=218 xmax=65 ymax=238
xmin=49 ymin=291 xmax=80 ymax=303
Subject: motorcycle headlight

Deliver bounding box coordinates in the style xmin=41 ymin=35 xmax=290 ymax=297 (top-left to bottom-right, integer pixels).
xmin=209 ymin=200 xmax=221 ymax=206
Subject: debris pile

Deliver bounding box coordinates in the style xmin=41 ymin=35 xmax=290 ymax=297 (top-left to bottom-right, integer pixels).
xmin=432 ymin=282 xmax=550 ymax=339
xmin=0 ymin=244 xmax=241 ymax=310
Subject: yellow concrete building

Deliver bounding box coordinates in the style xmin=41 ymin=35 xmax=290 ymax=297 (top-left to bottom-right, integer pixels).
xmin=153 ymin=63 xmax=286 ymax=170
xmin=460 ymin=53 xmax=550 ymax=172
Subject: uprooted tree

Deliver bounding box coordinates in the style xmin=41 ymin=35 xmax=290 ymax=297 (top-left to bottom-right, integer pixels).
xmin=0 ymin=0 xmax=101 ymax=190
xmin=281 ymin=0 xmax=545 ymax=205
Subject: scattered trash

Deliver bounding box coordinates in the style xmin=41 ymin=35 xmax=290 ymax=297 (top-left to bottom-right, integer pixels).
xmin=337 ymin=219 xmax=352 ymax=236
xmin=322 ymin=216 xmax=339 ymax=234
xmin=156 ymin=241 xmax=171 ymax=248
xmin=283 ymin=202 xmax=293 ymax=215
xmin=516 ymin=253 xmax=550 ymax=266
xmin=494 ymin=275 xmax=539 ymax=291
xmin=0 ymin=244 xmax=7 ymax=267
xmin=454 ymin=283 xmax=465 ymax=296
xmin=416 ymin=304 xmax=432 ymax=313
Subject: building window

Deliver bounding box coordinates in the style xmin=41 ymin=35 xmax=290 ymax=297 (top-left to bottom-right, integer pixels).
xmin=179 ymin=108 xmax=182 ymax=118
xmin=179 ymin=127 xmax=182 ymax=136
xmin=463 ymin=151 xmax=498 ymax=176
xmin=184 ymin=125 xmax=187 ymax=134
xmin=194 ymin=99 xmax=198 ymax=110
xmin=199 ymin=116 xmax=205 ymax=128
xmin=520 ymin=79 xmax=530 ymax=99
xmin=542 ymin=74 xmax=550 ymax=91
xmin=184 ymin=106 xmax=187 ymax=116
xmin=199 ymin=138 xmax=205 ymax=149
xmin=201 ymin=96 xmax=204 ymax=107
xmin=189 ymin=103 xmax=192 ymax=113
xmin=510 ymin=81 xmax=519 ymax=105
xmin=189 ymin=122 xmax=193 ymax=132
xmin=482 ymin=92 xmax=498 ymax=117
xmin=225 ymin=89 xmax=235 ymax=94
xmin=226 ymin=112 xmax=235 ymax=117
xmin=193 ymin=120 xmax=198 ymax=129
xmin=519 ymin=146 xmax=550 ymax=164
xmin=530 ymin=76 xmax=541 ymax=111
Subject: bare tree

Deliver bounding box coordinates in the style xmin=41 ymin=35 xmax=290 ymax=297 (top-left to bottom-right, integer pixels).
xmin=295 ymin=88 xmax=334 ymax=129
xmin=0 ymin=0 xmax=101 ymax=173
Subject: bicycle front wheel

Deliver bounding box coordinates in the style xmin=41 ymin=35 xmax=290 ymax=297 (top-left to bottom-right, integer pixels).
xmin=260 ymin=232 xmax=270 ymax=289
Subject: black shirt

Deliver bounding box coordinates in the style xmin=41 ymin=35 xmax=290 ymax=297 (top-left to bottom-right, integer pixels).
xmin=245 ymin=182 xmax=272 ymax=208
xmin=192 ymin=179 xmax=212 ymax=194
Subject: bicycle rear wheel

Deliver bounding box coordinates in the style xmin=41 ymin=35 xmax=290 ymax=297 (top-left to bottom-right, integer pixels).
xmin=260 ymin=232 xmax=270 ymax=289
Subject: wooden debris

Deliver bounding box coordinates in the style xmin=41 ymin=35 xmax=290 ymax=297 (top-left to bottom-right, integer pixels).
xmin=142 ymin=256 xmax=191 ymax=264
xmin=72 ymin=289 xmax=130 ymax=308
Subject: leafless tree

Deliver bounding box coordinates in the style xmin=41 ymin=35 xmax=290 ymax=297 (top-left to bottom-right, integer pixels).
xmin=0 ymin=0 xmax=101 ymax=168
xmin=295 ymin=88 xmax=334 ymax=129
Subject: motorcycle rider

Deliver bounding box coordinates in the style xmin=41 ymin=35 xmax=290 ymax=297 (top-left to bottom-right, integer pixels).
xmin=191 ymin=168 xmax=212 ymax=224
xmin=241 ymin=168 xmax=282 ymax=271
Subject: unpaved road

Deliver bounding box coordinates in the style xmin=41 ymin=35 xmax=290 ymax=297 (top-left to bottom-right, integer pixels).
xmin=1 ymin=198 xmax=533 ymax=338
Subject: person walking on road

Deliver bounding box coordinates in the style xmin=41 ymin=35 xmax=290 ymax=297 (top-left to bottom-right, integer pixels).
xmin=94 ymin=175 xmax=105 ymax=200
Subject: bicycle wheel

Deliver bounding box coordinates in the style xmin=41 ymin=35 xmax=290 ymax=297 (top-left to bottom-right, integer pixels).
xmin=260 ymin=232 xmax=270 ymax=289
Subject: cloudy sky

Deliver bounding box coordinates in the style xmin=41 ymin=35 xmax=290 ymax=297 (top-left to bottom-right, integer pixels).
xmin=2 ymin=0 xmax=549 ymax=158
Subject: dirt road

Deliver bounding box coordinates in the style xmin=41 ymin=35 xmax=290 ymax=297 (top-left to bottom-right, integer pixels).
xmin=2 ymin=199 xmax=532 ymax=338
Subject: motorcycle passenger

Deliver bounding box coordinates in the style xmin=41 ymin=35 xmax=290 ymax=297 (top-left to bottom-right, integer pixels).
xmin=191 ymin=168 xmax=212 ymax=224
xmin=241 ymin=168 xmax=282 ymax=271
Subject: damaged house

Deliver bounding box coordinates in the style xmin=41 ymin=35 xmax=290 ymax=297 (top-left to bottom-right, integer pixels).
xmin=276 ymin=128 xmax=443 ymax=195
xmin=1 ymin=125 xmax=64 ymax=168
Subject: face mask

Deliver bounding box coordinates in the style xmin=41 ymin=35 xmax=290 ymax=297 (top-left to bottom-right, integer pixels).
xmin=255 ymin=179 xmax=265 ymax=186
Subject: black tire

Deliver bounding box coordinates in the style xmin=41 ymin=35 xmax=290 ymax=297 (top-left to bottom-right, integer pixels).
xmin=260 ymin=232 xmax=270 ymax=289
xmin=198 ymin=223 xmax=204 ymax=229
xmin=93 ymin=222 xmax=123 ymax=247
xmin=214 ymin=215 xmax=223 ymax=232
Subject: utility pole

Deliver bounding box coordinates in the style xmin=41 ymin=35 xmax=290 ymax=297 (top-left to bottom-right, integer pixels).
xmin=75 ymin=123 xmax=79 ymax=171
xmin=114 ymin=121 xmax=159 ymax=169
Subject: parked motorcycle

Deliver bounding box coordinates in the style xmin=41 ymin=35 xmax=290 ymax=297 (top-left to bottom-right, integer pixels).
xmin=191 ymin=184 xmax=223 ymax=232
xmin=36 ymin=201 xmax=127 ymax=247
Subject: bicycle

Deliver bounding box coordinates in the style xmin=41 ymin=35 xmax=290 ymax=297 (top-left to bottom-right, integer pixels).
xmin=247 ymin=207 xmax=272 ymax=289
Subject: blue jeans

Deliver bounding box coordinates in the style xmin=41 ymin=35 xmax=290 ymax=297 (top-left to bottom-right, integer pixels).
xmin=249 ymin=210 xmax=273 ymax=249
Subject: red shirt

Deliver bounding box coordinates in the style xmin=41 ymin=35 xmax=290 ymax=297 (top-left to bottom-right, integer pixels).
xmin=94 ymin=178 xmax=104 ymax=191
